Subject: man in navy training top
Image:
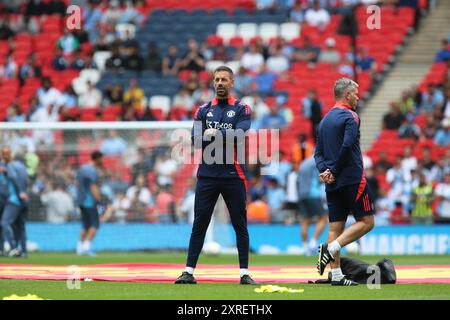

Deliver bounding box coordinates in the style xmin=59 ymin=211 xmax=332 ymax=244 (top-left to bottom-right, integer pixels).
xmin=0 ymin=147 xmax=29 ymax=257
xmin=76 ymin=150 xmax=103 ymax=256
xmin=175 ymin=66 xmax=256 ymax=285
xmin=314 ymin=78 xmax=375 ymax=286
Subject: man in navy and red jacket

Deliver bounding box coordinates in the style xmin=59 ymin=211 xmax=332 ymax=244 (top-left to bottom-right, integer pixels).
xmin=175 ymin=66 xmax=256 ymax=285
xmin=314 ymin=78 xmax=375 ymax=286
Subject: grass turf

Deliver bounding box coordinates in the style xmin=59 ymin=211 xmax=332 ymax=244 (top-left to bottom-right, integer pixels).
xmin=0 ymin=252 xmax=449 ymax=300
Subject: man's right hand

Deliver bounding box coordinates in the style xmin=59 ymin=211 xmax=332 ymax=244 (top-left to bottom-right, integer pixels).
xmin=319 ymin=169 xmax=335 ymax=185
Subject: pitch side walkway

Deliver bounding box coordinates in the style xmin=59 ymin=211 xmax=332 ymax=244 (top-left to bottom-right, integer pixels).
xmin=0 ymin=263 xmax=449 ymax=284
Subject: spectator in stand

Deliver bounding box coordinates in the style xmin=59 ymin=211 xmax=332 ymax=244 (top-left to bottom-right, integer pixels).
xmin=11 ymin=130 xmax=36 ymax=155
xmin=267 ymin=47 xmax=290 ymax=75
xmin=401 ymin=145 xmax=418 ymax=174
xmin=30 ymin=104 xmax=59 ymax=147
xmin=123 ymin=79 xmax=145 ymax=113
xmin=435 ymin=171 xmax=450 ymax=223
xmin=101 ymin=0 xmax=121 ymax=26
xmin=420 ymin=83 xmax=445 ymax=114
xmin=162 ymin=45 xmax=181 ymax=76
xmin=398 ymin=89 xmax=415 ymax=115
xmin=52 ymin=48 xmax=69 ymax=71
xmin=251 ymin=64 xmax=278 ymax=96
xmin=61 ymin=85 xmax=78 ymax=119
xmin=0 ymin=53 xmax=18 ymax=79
xmin=70 ymin=50 xmax=87 ymax=70
xmin=78 ymin=81 xmax=102 ymax=109
xmin=179 ymin=39 xmax=206 ymax=72
xmin=366 ymin=167 xmax=379 ymax=202
xmin=6 ymin=103 xmax=25 ymax=122
xmin=386 ymin=156 xmax=409 ymax=190
xmin=36 ymin=77 xmax=65 ymax=112
xmin=154 ymin=185 xmax=176 ymax=223
xmin=356 ymin=47 xmax=377 ymax=74
xmin=173 ymin=87 xmax=195 ymax=113
xmin=256 ymin=0 xmax=275 ymax=10
xmin=304 ymin=0 xmax=330 ymax=29
xmin=111 ymin=191 xmax=130 ymax=223
xmin=247 ymin=195 xmax=270 ymax=224
xmin=289 ymin=0 xmax=304 ymax=23
xmin=154 ymin=152 xmax=178 ymax=187
xmin=41 ymin=182 xmax=74 ymax=224
xmin=291 ymin=133 xmax=314 ymax=167
xmin=383 ymin=101 xmax=405 ymax=130
xmin=421 ymin=115 xmax=439 ymax=140
xmin=260 ymin=104 xmax=287 ymax=129
xmin=119 ymin=0 xmax=144 ymax=25
xmin=318 ymin=37 xmax=341 ymax=65
xmin=337 ymin=55 xmax=354 ymax=78
xmin=302 ymin=88 xmax=322 ymax=139
xmin=374 ymin=151 xmax=393 ymax=174
xmin=126 ymin=173 xmax=152 ymax=221
xmin=184 ymin=71 xmax=200 ymax=95
xmin=247 ymin=94 xmax=269 ymax=120
xmin=104 ymin=84 xmax=123 ymax=105
xmin=192 ymin=81 xmax=214 ymax=107
xmin=125 ymin=46 xmax=144 ymax=72
xmin=435 ymin=39 xmax=450 ymax=62
xmin=291 ymin=36 xmax=321 ymax=64
xmin=434 ymin=118 xmax=450 ymax=146
xmin=266 ymin=178 xmax=286 ymax=223
xmin=212 ymin=44 xmax=230 ymax=62
xmin=233 ymin=66 xmax=252 ymax=96
xmin=398 ymin=114 xmax=420 ymax=140
xmin=18 ymin=54 xmax=42 ymax=85
xmin=82 ymin=0 xmax=103 ymax=42
xmin=241 ymin=44 xmax=265 ymax=74
xmin=0 ymin=16 xmax=15 ymax=40
xmin=131 ymin=148 xmax=152 ymax=184
xmin=144 ymin=42 xmax=162 ymax=73
xmin=422 ymin=147 xmax=436 ymax=172
xmin=276 ymin=95 xmax=294 ymax=124
xmin=100 ymin=130 xmax=127 ymax=156
xmin=57 ymin=29 xmax=80 ymax=56
xmin=443 ymin=86 xmax=450 ymax=119
xmin=105 ymin=46 xmax=125 ymax=72
xmin=411 ymin=173 xmax=434 ymax=224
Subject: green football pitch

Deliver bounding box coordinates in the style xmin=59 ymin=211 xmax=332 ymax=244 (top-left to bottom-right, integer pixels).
xmin=0 ymin=252 xmax=449 ymax=300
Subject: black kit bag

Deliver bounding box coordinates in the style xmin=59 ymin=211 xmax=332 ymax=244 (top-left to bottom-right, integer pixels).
xmin=311 ymin=257 xmax=397 ymax=284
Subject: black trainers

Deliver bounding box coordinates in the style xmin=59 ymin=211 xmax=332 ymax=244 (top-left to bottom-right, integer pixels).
xmin=317 ymin=243 xmax=335 ymax=276
xmin=240 ymin=274 xmax=257 ymax=285
xmin=331 ymin=276 xmax=358 ymax=286
xmin=174 ymin=271 xmax=197 ymax=284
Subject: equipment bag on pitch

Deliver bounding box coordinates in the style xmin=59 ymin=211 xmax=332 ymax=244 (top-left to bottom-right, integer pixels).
xmin=327 ymin=257 xmax=397 ymax=284
xmin=311 ymin=257 xmax=397 ymax=284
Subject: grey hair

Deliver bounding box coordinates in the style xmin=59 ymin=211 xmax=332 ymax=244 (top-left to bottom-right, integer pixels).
xmin=334 ymin=78 xmax=359 ymax=99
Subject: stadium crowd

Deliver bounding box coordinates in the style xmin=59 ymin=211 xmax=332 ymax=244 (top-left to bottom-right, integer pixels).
xmin=0 ymin=0 xmax=448 ymax=226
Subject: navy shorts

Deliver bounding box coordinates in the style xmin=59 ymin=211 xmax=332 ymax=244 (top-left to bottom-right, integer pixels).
xmin=298 ymin=198 xmax=326 ymax=219
xmin=326 ymin=184 xmax=374 ymax=223
xmin=80 ymin=206 xmax=100 ymax=229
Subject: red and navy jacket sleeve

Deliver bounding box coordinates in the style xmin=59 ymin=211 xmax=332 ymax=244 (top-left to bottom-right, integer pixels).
xmin=314 ymin=121 xmax=328 ymax=173
xmin=330 ymin=111 xmax=359 ymax=176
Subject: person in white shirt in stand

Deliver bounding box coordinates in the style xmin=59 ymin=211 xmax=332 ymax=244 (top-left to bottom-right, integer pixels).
xmin=305 ymin=0 xmax=330 ymax=30
xmin=267 ymin=47 xmax=290 ymax=75
xmin=78 ymin=81 xmax=102 ymax=109
xmin=241 ymin=44 xmax=264 ymax=74
xmin=36 ymin=77 xmax=64 ymax=113
xmin=154 ymin=152 xmax=178 ymax=187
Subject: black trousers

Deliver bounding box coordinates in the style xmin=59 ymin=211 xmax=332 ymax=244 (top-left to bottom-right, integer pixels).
xmin=186 ymin=177 xmax=249 ymax=269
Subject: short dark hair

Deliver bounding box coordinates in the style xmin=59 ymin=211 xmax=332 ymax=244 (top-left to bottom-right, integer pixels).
xmin=91 ymin=150 xmax=103 ymax=161
xmin=213 ymin=66 xmax=234 ymax=79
